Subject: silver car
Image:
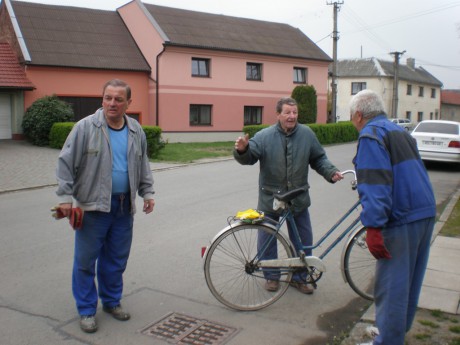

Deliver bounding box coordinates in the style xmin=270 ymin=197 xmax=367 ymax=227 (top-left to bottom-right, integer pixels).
xmin=411 ymin=120 xmax=460 ymax=163
xmin=390 ymin=118 xmax=414 ymax=131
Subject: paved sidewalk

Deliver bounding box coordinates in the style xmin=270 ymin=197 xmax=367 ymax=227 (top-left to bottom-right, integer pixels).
xmin=0 ymin=139 xmax=222 ymax=193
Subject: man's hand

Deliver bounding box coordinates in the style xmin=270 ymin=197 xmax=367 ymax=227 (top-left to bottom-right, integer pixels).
xmin=234 ymin=133 xmax=249 ymax=153
xmin=366 ymin=228 xmax=391 ymax=259
xmin=143 ymin=199 xmax=155 ymax=214
xmin=58 ymin=203 xmax=73 ymax=217
xmin=331 ymin=171 xmax=343 ymax=182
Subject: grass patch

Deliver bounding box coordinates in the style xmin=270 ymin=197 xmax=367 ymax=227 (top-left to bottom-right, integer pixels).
xmin=153 ymin=142 xmax=233 ymax=163
xmin=450 ymin=326 xmax=460 ymax=334
xmin=440 ymin=196 xmax=460 ymax=238
xmin=451 ymin=337 xmax=460 ymax=345
xmin=418 ymin=320 xmax=440 ymax=328
xmin=414 ymin=333 xmax=432 ymax=340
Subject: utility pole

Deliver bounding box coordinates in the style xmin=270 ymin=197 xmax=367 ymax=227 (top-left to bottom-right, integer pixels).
xmin=390 ymin=50 xmax=406 ymax=118
xmin=327 ymin=0 xmax=343 ymax=123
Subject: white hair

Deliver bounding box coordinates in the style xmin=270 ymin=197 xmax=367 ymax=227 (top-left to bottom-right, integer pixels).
xmin=349 ymin=90 xmax=386 ymax=119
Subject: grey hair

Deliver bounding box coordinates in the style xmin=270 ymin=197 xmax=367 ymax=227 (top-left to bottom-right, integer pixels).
xmin=349 ymin=89 xmax=386 ymax=119
xmin=103 ymin=79 xmax=131 ymax=100
xmin=276 ymin=97 xmax=297 ymax=113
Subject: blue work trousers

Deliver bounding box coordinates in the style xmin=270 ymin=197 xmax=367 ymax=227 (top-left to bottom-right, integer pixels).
xmin=72 ymin=194 xmax=133 ymax=316
xmin=373 ymin=217 xmax=435 ymax=345
xmin=258 ymin=208 xmax=313 ymax=282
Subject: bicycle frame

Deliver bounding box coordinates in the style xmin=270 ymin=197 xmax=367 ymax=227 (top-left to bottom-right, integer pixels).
xmin=256 ymin=170 xmax=362 ymax=274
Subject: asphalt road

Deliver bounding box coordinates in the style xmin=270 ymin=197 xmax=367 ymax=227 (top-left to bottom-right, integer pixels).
xmin=0 ymin=142 xmax=458 ymax=345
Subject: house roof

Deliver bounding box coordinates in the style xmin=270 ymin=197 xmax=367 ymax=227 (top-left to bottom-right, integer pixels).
xmin=9 ymin=0 xmax=151 ymax=72
xmin=441 ymin=89 xmax=460 ymax=106
xmin=144 ymin=4 xmax=331 ymax=62
xmin=0 ymin=42 xmax=34 ymax=89
xmin=335 ymin=58 xmax=443 ymax=87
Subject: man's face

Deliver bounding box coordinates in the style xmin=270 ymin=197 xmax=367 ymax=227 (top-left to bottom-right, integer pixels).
xmin=350 ymin=110 xmax=364 ymax=131
xmin=102 ymin=85 xmax=131 ymax=120
xmin=277 ymin=104 xmax=298 ymax=132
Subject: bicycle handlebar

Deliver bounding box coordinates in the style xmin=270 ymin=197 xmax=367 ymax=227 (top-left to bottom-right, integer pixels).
xmin=341 ymin=170 xmax=357 ymax=190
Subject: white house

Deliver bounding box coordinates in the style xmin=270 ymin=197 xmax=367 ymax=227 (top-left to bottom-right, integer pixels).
xmin=332 ymin=57 xmax=442 ymax=124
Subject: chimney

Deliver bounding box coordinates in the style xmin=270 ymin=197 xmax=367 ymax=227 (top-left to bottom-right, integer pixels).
xmin=406 ymin=58 xmax=415 ymax=69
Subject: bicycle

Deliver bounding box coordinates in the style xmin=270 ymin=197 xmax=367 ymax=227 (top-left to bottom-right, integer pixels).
xmin=202 ymin=170 xmax=376 ymax=311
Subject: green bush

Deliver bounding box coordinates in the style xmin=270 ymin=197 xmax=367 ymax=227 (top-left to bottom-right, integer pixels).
xmin=292 ymin=85 xmax=317 ymax=124
xmin=49 ymin=122 xmax=165 ymax=159
xmin=49 ymin=122 xmax=74 ymax=149
xmin=142 ymin=125 xmax=165 ymax=159
xmin=242 ymin=122 xmax=358 ymax=145
xmin=22 ymin=95 xmax=74 ymax=146
xmin=241 ymin=124 xmax=269 ymax=138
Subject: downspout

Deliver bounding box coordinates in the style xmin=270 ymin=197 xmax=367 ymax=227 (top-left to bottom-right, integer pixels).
xmin=155 ymin=46 xmax=166 ymax=126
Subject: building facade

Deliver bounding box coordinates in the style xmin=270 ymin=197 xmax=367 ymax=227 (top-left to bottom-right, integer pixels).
xmin=0 ymin=0 xmax=331 ymax=142
xmin=332 ymin=58 xmax=443 ymax=124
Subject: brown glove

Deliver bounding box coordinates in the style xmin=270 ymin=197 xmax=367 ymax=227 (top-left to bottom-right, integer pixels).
xmin=51 ymin=206 xmax=84 ymax=230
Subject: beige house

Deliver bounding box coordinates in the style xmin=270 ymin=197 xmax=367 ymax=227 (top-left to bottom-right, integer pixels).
xmin=332 ymin=58 xmax=442 ymax=124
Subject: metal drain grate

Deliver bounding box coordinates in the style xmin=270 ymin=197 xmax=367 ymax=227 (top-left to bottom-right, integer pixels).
xmin=140 ymin=312 xmax=238 ymax=345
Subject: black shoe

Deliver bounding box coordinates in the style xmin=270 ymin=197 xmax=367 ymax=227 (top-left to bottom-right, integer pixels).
xmin=103 ymin=304 xmax=131 ymax=321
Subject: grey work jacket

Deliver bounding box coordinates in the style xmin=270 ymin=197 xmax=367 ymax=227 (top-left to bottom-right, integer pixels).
xmin=56 ymin=108 xmax=154 ymax=214
xmin=234 ymin=123 xmax=338 ymax=214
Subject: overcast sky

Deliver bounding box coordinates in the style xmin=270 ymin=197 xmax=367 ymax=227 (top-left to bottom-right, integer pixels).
xmin=20 ymin=0 xmax=460 ymax=89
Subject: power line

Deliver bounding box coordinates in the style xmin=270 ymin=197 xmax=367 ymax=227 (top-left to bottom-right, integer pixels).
xmin=345 ymin=2 xmax=460 ymax=34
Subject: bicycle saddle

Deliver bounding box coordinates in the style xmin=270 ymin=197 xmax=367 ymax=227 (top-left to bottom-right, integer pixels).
xmin=274 ymin=187 xmax=306 ymax=202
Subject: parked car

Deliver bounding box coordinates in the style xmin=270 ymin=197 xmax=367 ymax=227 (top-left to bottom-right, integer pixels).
xmin=390 ymin=118 xmax=415 ymax=131
xmin=411 ymin=120 xmax=460 ymax=163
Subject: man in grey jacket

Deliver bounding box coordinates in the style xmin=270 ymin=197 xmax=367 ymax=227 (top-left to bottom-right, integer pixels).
xmin=234 ymin=97 xmax=342 ymax=294
xmin=56 ymin=79 xmax=154 ymax=333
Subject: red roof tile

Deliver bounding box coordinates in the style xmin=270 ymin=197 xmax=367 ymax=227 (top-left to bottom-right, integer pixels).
xmin=0 ymin=42 xmax=34 ymax=89
xmin=441 ymin=90 xmax=460 ymax=106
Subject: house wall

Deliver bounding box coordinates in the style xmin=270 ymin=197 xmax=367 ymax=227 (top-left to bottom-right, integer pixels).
xmin=336 ymin=77 xmax=392 ymax=121
xmin=398 ymin=80 xmax=441 ymax=122
xmin=23 ymin=67 xmax=150 ymax=122
xmin=441 ymin=104 xmax=460 ymax=122
xmin=158 ymin=47 xmax=329 ymax=132
xmin=119 ymin=1 xmax=330 ymax=142
xmin=336 ymin=77 xmax=441 ymax=124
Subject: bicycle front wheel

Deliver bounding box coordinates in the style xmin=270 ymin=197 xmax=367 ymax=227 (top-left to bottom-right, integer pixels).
xmin=204 ymin=224 xmax=294 ymax=311
xmin=343 ymin=227 xmax=376 ymax=300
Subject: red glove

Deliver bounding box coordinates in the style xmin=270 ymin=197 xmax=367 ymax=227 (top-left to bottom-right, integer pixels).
xmin=366 ymin=228 xmax=391 ymax=259
xmin=51 ymin=206 xmax=84 ymax=230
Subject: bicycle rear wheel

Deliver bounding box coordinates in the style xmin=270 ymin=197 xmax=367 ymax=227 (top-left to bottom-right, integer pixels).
xmin=204 ymin=224 xmax=294 ymax=311
xmin=343 ymin=227 xmax=376 ymax=300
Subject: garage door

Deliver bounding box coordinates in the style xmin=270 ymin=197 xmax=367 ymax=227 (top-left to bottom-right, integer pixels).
xmin=0 ymin=94 xmax=12 ymax=139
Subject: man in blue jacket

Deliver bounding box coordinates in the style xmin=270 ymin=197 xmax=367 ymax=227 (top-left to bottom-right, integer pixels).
xmin=350 ymin=90 xmax=436 ymax=345
xmin=234 ymin=97 xmax=343 ymax=294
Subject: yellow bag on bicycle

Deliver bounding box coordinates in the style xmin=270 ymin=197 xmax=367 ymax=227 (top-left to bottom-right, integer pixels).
xmin=235 ymin=209 xmax=264 ymax=223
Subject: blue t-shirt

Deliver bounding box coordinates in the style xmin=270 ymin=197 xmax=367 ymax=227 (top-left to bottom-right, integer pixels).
xmin=108 ymin=124 xmax=129 ymax=194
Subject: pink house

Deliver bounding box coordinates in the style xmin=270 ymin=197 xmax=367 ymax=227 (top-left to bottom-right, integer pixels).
xmin=0 ymin=0 xmax=331 ymax=142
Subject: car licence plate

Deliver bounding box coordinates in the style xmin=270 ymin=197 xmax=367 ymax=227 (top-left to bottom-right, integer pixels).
xmin=422 ymin=140 xmax=443 ymax=146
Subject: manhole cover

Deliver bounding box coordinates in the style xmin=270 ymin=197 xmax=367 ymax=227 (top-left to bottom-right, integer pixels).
xmin=140 ymin=312 xmax=238 ymax=345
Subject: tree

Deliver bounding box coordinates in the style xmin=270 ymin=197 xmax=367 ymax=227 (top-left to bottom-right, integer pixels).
xmin=291 ymin=85 xmax=317 ymax=124
xmin=22 ymin=95 xmax=74 ymax=146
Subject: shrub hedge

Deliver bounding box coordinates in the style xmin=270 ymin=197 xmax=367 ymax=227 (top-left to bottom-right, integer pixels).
xmin=49 ymin=122 xmax=165 ymax=159
xmin=22 ymin=95 xmax=74 ymax=146
xmin=242 ymin=121 xmax=358 ymax=144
